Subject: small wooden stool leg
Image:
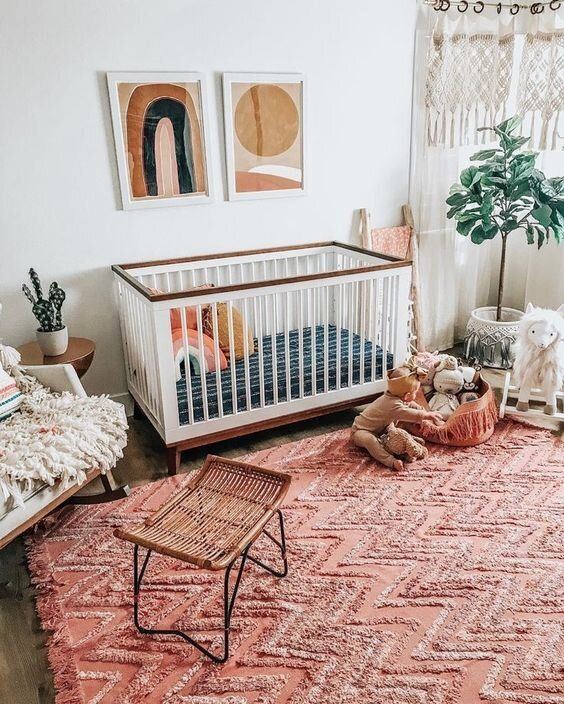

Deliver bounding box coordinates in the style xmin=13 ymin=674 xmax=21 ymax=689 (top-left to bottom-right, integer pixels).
xmin=166 ymin=447 xmax=180 ymax=476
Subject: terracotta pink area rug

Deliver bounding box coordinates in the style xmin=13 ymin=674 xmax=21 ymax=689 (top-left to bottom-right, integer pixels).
xmin=26 ymin=420 xmax=564 ymax=704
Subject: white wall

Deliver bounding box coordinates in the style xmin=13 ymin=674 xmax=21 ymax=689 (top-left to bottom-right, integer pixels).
xmin=1 ymin=0 xmax=415 ymax=397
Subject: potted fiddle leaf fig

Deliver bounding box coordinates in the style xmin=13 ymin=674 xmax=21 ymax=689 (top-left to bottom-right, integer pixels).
xmin=446 ymin=115 xmax=563 ymax=368
xmin=22 ymin=268 xmax=68 ymax=356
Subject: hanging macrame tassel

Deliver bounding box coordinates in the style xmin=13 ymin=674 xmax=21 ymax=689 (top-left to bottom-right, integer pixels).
xmin=539 ymin=115 xmax=549 ymax=151
xmin=464 ymin=106 xmax=470 ymax=146
xmin=552 ymin=112 xmax=560 ymax=151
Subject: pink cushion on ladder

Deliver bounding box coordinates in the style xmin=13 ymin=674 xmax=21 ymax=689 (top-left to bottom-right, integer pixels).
xmin=365 ymin=225 xmax=412 ymax=260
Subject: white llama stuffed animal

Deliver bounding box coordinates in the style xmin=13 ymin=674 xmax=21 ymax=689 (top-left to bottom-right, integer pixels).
xmin=514 ymin=303 xmax=564 ymax=415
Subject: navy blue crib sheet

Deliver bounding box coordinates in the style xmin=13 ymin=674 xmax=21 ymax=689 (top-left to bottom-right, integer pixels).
xmin=176 ymin=324 xmax=393 ymax=425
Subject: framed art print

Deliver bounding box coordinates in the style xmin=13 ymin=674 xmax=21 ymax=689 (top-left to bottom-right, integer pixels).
xmin=107 ymin=72 xmax=213 ymax=209
xmin=222 ymin=73 xmax=306 ymax=201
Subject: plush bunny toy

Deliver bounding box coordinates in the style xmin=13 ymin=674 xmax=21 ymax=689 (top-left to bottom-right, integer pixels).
xmin=429 ymin=367 xmax=465 ymax=419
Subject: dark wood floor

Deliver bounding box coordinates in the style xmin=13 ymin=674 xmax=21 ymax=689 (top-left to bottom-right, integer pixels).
xmin=0 ymin=409 xmax=357 ymax=704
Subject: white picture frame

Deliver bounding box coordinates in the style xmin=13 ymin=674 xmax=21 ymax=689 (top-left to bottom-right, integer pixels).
xmin=107 ymin=72 xmax=214 ymax=210
xmin=222 ymin=72 xmax=306 ymax=201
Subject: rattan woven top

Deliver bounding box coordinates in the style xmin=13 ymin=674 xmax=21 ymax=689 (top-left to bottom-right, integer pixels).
xmin=115 ymin=455 xmax=291 ymax=570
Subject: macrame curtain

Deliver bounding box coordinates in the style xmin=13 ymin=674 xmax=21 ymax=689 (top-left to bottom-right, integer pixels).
xmin=411 ymin=5 xmax=564 ymax=352
xmin=518 ymin=30 xmax=564 ymax=149
xmin=424 ymin=11 xmax=563 ymax=150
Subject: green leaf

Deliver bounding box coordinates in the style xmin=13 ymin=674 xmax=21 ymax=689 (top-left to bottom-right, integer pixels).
xmin=456 ymin=219 xmax=476 ymax=236
xmin=460 ymin=167 xmax=481 ymax=189
xmin=511 ymin=180 xmax=532 ymax=200
xmin=482 ymin=222 xmax=499 ymax=239
xmin=447 ymin=206 xmax=464 ymax=220
xmin=551 ymin=225 xmax=563 ymax=244
xmin=470 ymin=149 xmax=500 ymax=161
xmin=479 ymin=162 xmax=505 ymax=174
xmin=548 ymin=177 xmax=564 ymax=194
xmin=532 ymin=204 xmax=552 ymax=227
xmin=482 ymin=175 xmax=506 ymax=187
xmin=537 ymin=228 xmax=546 ymax=249
xmin=498 ymin=115 xmax=522 ymax=134
xmin=456 ymin=210 xmax=482 ymax=223
xmin=446 ymin=192 xmax=469 ymax=207
xmin=503 ymin=219 xmax=521 ymax=232
xmin=506 ymin=136 xmax=531 ymax=154
xmin=470 ymin=225 xmax=485 ymax=244
xmin=481 ymin=193 xmax=494 ymax=223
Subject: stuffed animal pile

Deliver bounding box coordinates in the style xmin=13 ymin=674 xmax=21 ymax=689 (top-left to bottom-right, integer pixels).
xmin=408 ymin=351 xmax=481 ymax=420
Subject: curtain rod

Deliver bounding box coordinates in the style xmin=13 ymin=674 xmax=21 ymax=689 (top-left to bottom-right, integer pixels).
xmin=425 ymin=0 xmax=561 ymax=13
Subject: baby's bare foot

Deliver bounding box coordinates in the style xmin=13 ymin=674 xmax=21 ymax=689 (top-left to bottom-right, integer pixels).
xmin=392 ymin=459 xmax=404 ymax=472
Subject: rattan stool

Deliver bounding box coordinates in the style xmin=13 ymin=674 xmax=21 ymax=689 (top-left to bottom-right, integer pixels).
xmin=115 ymin=455 xmax=291 ymax=663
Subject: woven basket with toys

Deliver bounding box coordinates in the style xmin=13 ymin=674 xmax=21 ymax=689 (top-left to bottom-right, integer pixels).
xmin=404 ymin=351 xmax=498 ymax=447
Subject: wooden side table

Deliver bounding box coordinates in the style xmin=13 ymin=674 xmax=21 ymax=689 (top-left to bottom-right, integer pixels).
xmin=17 ymin=337 xmax=95 ymax=379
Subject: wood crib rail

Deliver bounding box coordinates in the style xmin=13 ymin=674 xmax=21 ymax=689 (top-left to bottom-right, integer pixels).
xmin=112 ymin=241 xmax=410 ymax=302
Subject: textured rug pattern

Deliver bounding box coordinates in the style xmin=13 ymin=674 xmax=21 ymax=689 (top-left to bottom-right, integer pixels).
xmin=27 ymin=420 xmax=564 ymax=703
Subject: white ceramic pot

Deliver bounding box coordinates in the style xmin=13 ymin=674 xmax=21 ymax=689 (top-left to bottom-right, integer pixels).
xmin=464 ymin=306 xmax=523 ymax=369
xmin=36 ymin=327 xmax=68 ymax=356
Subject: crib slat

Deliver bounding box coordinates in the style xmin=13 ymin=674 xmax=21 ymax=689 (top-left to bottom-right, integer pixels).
xmin=132 ymin=296 xmax=148 ymax=401
xmin=381 ymin=277 xmax=390 ymax=380
xmin=271 ymin=293 xmax=278 ymax=405
xmin=227 ymin=300 xmax=238 ymax=415
xmin=255 ymin=296 xmax=265 ymax=409
xmin=119 ymin=284 xmax=133 ymax=384
xmin=348 ymin=282 xmax=353 ymax=388
xmin=179 ymin=307 xmax=195 ymax=426
xmin=360 ymin=280 xmax=367 ymax=385
xmin=298 ymin=289 xmax=304 ymax=399
xmin=311 ymin=286 xmax=317 ymax=396
xmin=371 ymin=278 xmax=378 ymax=383
xmin=242 ymin=297 xmax=251 ymax=412
xmin=392 ymin=274 xmax=400 ymax=362
xmin=324 ymin=285 xmax=329 ymax=394
xmin=195 ymin=305 xmax=209 ymax=422
xmin=211 ymin=302 xmax=224 ymax=419
xmin=284 ymin=290 xmax=291 ymax=400
xmin=336 ymin=283 xmax=342 ymax=390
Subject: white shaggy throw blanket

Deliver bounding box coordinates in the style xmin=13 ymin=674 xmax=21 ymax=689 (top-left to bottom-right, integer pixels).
xmin=0 ymin=371 xmax=128 ymax=507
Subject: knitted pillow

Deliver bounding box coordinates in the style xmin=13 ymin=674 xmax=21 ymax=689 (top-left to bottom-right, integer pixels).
xmin=202 ymin=303 xmax=255 ymax=361
xmin=0 ymin=366 xmax=23 ymax=421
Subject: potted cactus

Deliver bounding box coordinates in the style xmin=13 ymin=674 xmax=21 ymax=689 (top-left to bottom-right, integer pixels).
xmin=22 ymin=268 xmax=68 ymax=356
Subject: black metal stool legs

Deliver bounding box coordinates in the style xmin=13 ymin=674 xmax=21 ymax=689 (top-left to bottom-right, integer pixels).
xmin=246 ymin=509 xmax=288 ymax=578
xmin=132 ymin=510 xmax=288 ymax=663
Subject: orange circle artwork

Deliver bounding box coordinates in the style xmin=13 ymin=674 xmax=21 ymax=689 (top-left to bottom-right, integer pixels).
xmin=234 ymin=85 xmax=299 ymax=157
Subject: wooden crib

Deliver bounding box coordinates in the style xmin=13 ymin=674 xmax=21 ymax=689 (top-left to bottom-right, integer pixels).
xmin=112 ymin=242 xmax=412 ymax=474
